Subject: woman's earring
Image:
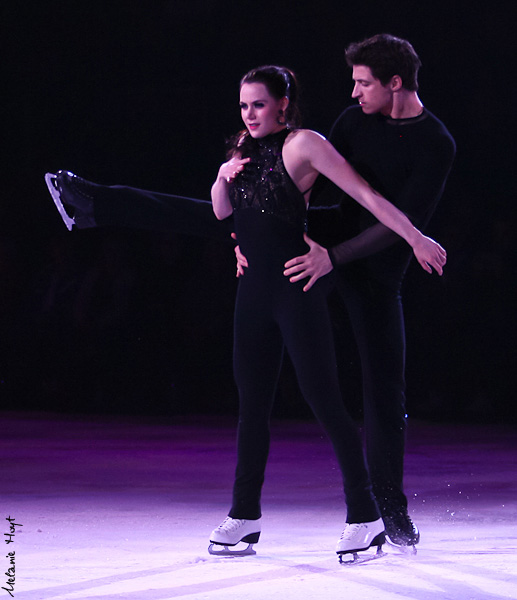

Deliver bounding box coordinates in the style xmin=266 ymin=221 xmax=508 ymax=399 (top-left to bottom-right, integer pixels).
xmin=277 ymin=110 xmax=286 ymax=125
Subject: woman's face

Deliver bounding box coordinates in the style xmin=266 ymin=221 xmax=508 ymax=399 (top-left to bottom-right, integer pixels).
xmin=239 ymin=82 xmax=288 ymax=138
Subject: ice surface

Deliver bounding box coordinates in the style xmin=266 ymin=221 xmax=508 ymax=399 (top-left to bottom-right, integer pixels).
xmin=1 ymin=412 xmax=516 ymax=599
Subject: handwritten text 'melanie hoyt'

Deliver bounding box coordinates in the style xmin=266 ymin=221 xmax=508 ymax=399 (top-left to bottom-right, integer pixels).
xmin=3 ymin=516 xmax=22 ymax=598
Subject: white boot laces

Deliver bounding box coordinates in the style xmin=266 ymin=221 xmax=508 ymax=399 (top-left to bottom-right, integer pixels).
xmin=339 ymin=523 xmax=364 ymax=540
xmin=217 ymin=517 xmax=245 ymax=533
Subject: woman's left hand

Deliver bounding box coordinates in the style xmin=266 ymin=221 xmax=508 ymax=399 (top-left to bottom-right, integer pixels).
xmin=412 ymin=235 xmax=447 ymax=275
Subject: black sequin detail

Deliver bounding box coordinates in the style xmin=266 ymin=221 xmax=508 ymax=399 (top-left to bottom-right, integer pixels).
xmin=229 ymin=130 xmax=307 ymax=231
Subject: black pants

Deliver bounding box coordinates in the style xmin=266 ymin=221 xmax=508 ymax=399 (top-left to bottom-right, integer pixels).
xmin=89 ymin=180 xmax=231 ymax=241
xmin=82 ymin=177 xmax=409 ymax=515
xmin=336 ymin=267 xmax=408 ymax=516
xmin=229 ymin=210 xmax=379 ymax=523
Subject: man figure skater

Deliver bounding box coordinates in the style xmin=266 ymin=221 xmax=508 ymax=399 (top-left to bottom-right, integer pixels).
xmin=282 ymin=34 xmax=456 ymax=548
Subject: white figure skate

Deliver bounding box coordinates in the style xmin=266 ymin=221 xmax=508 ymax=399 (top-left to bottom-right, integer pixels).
xmin=208 ymin=517 xmax=261 ymax=557
xmin=336 ymin=517 xmax=386 ymax=564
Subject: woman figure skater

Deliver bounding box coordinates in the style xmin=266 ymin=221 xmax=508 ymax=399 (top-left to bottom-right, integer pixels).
xmin=207 ymin=65 xmax=446 ymax=561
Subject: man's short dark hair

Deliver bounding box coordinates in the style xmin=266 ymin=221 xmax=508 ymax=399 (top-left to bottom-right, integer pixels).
xmin=345 ymin=33 xmax=421 ymax=91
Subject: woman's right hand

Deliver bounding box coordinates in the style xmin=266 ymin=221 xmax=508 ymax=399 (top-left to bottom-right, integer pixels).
xmin=218 ymin=157 xmax=250 ymax=183
xmin=412 ymin=233 xmax=447 ymax=275
xmin=212 ymin=157 xmax=250 ymax=220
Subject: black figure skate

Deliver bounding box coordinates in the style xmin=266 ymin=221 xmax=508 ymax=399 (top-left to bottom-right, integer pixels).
xmin=44 ymin=171 xmax=96 ymax=230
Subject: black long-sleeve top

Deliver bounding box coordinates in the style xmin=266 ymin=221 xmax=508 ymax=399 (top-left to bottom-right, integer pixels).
xmin=310 ymin=105 xmax=456 ymax=285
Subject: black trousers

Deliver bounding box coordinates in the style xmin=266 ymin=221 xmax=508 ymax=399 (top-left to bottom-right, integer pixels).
xmin=336 ymin=267 xmax=408 ymax=516
xmin=89 ymin=181 xmax=231 ymax=241
xmin=228 ymin=211 xmax=379 ymax=523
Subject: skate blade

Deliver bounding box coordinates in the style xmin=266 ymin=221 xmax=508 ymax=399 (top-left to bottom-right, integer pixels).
xmin=338 ymin=545 xmax=386 ymax=565
xmin=385 ymin=538 xmax=417 ymax=555
xmin=45 ymin=173 xmax=75 ymax=231
xmin=208 ymin=542 xmax=256 ymax=557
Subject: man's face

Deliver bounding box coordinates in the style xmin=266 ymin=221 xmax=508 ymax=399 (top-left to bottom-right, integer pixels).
xmin=351 ymin=65 xmax=394 ymax=115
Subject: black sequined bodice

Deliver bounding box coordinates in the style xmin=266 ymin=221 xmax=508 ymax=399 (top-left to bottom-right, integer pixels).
xmin=229 ymin=129 xmax=307 ymax=231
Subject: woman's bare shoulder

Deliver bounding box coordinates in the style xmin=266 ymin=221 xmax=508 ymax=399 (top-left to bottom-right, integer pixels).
xmin=284 ymin=129 xmax=328 ymax=159
xmin=286 ymin=128 xmax=327 ymax=143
